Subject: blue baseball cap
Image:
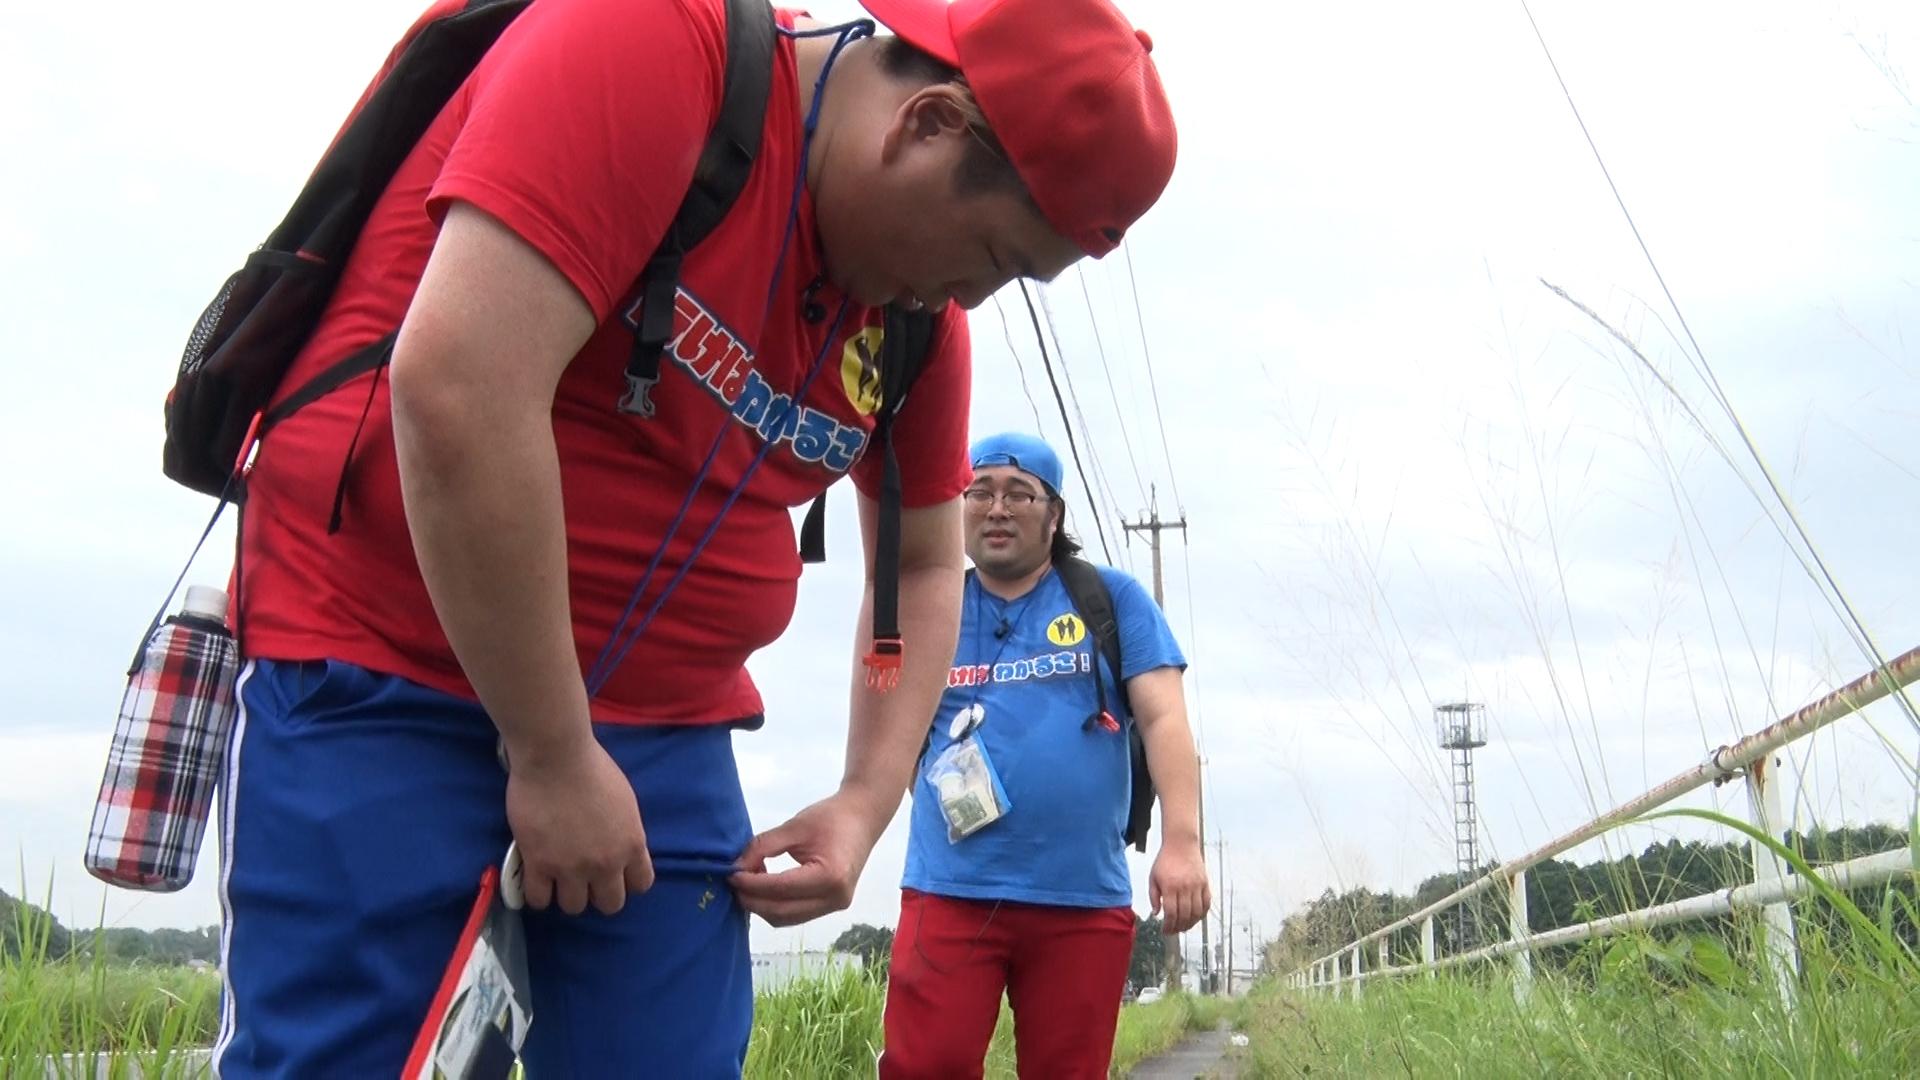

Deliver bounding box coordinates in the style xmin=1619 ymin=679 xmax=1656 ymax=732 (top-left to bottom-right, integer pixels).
xmin=969 ymin=432 xmax=1063 ymax=495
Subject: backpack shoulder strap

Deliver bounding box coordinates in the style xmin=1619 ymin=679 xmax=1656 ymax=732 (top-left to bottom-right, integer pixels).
xmin=258 ymin=0 xmax=778 ymax=437
xmin=877 ymin=305 xmax=937 ymax=416
xmin=669 ymin=0 xmax=778 ymax=252
xmin=798 ymin=304 xmax=936 ymax=564
xmin=620 ymin=0 xmax=775 ymax=416
xmin=1055 ymin=555 xmax=1128 ymax=716
xmin=272 ymin=0 xmax=535 ymax=261
xmin=855 ymin=304 xmax=939 ymax=687
xmin=1056 ymin=555 xmax=1154 ymax=852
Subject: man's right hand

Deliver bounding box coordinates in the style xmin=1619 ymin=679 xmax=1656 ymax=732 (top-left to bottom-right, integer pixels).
xmin=504 ymin=735 xmax=654 ymax=916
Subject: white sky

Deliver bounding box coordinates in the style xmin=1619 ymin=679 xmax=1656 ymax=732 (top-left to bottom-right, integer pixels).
xmin=2 ymin=0 xmax=1917 ymax=972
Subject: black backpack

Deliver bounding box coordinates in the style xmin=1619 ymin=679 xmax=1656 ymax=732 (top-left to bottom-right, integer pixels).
xmin=160 ymin=0 xmax=930 ymax=662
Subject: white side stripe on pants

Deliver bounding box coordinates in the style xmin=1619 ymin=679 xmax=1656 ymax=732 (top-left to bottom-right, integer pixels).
xmin=212 ymin=660 xmax=256 ymax=1073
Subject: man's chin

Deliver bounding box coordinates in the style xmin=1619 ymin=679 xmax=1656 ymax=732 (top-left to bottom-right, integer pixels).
xmin=969 ymin=554 xmax=1033 ymax=581
xmin=967 ymin=553 xmax=1005 ymax=577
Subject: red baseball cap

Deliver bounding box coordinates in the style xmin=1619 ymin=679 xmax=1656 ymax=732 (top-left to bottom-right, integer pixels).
xmin=857 ymin=0 xmax=1177 ymax=258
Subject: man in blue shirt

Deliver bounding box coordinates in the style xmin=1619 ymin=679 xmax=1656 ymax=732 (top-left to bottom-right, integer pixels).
xmin=879 ymin=432 xmax=1209 ymax=1079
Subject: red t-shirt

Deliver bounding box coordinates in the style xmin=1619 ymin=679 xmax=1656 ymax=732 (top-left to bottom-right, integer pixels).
xmin=238 ymin=0 xmax=973 ymax=725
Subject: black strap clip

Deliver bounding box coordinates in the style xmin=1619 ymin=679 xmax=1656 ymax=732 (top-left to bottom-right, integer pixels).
xmin=620 ymin=252 xmax=684 ymax=418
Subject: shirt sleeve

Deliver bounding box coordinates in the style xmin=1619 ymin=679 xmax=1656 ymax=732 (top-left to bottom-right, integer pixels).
xmin=426 ymin=0 xmax=727 ymax=321
xmin=1103 ymin=566 xmax=1188 ymax=680
xmin=853 ymin=306 xmax=974 ymax=508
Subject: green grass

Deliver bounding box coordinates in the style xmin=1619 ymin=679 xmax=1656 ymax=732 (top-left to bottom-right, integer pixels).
xmin=5 ymin=906 xmax=1220 ymax=1080
xmin=745 ymin=966 xmax=1228 ymax=1077
xmin=1 ymin=898 xmax=219 ymax=1078
xmin=1235 ymin=809 xmax=1920 ymax=1078
xmin=1237 ymin=922 xmax=1920 ymax=1078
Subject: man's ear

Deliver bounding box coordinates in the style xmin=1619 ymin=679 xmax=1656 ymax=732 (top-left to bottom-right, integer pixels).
xmin=882 ymin=85 xmax=971 ymax=161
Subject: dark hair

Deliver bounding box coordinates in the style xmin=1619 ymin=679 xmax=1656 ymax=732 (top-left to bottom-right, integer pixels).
xmin=873 ymin=36 xmax=1029 ymax=198
xmin=1044 ymin=492 xmax=1083 ymax=564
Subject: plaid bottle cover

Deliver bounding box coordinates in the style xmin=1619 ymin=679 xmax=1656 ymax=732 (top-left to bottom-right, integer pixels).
xmin=85 ymin=610 xmax=240 ymax=892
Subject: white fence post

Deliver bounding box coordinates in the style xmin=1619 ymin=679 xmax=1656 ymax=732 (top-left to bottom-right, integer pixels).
xmin=1744 ymin=753 xmax=1800 ymax=1006
xmin=1509 ymin=869 xmax=1533 ymax=1005
xmin=1349 ymin=943 xmax=1364 ymax=1002
xmin=1420 ymin=916 xmax=1435 ymax=978
xmin=1378 ymin=937 xmax=1390 ymax=979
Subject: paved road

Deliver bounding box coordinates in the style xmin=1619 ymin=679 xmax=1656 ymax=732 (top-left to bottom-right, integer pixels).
xmin=1127 ymin=1024 xmax=1239 ymax=1079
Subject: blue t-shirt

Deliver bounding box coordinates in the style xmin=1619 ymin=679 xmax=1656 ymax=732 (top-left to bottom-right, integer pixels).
xmin=901 ymin=564 xmax=1186 ymax=908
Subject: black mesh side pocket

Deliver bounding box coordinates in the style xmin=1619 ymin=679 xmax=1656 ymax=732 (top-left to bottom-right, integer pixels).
xmin=163 ymin=249 xmax=338 ymax=496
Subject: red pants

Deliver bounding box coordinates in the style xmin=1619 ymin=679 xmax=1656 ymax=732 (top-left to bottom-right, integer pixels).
xmin=879 ymin=889 xmax=1135 ymax=1080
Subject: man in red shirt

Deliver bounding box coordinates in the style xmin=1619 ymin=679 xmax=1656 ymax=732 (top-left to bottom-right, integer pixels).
xmin=212 ymin=0 xmax=1176 ymax=1073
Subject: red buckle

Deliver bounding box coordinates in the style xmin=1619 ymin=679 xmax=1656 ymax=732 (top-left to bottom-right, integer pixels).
xmin=863 ymin=637 xmax=904 ymax=693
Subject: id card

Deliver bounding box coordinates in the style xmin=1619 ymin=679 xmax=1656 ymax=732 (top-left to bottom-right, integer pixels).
xmin=926 ymin=736 xmax=1012 ymax=842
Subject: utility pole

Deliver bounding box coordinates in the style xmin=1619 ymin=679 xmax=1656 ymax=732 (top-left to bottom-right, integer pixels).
xmin=1224 ymin=879 xmax=1234 ymax=997
xmin=1212 ymin=835 xmax=1227 ymax=996
xmin=1124 ymin=492 xmax=1191 ymax=994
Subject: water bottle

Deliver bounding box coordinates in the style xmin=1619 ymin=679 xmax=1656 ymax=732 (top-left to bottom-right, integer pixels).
xmin=85 ymin=584 xmax=241 ymax=892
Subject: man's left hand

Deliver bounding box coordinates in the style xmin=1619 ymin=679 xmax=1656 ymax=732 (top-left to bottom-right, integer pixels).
xmin=730 ymin=787 xmax=891 ymax=927
xmin=1149 ymin=838 xmax=1211 ymax=934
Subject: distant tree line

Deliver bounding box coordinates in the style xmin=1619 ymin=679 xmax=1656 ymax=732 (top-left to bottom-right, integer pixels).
xmin=1266 ymin=824 xmax=1916 ymax=974
xmin=1 ymin=888 xmax=219 ymax=966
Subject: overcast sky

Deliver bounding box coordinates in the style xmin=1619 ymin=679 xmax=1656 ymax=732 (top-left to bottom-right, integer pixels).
xmin=3 ymin=0 xmax=1917 ymax=971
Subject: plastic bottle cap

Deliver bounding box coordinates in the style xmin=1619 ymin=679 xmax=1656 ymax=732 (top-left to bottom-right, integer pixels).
xmin=183 ymin=585 xmax=230 ymax=622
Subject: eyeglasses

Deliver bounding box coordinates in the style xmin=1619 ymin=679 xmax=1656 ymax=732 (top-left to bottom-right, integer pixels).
xmin=963 ymin=488 xmax=1043 ymax=512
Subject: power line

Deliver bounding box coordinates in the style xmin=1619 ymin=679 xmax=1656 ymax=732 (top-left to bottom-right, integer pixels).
xmin=986 ymin=291 xmax=1121 ymax=570
xmin=1036 ymin=283 xmax=1130 ymax=566
xmin=1016 ymin=280 xmax=1115 ymax=564
xmin=1121 ymin=239 xmax=1184 ymax=511
xmin=988 ymin=293 xmax=1047 ymax=432
xmin=1077 ymin=265 xmax=1149 ymax=506
xmin=1036 ymin=284 xmax=1123 ymax=522
xmin=1179 ymin=530 xmax=1209 ymax=757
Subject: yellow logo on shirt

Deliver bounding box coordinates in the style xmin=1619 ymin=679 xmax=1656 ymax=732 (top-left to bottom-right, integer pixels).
xmin=1046 ymin=613 xmax=1087 ymax=647
xmin=841 ymin=327 xmax=886 ymax=416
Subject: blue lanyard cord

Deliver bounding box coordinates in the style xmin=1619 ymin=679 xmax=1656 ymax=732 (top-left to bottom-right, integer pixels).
xmin=582 ymin=383 xmax=741 ymax=694
xmin=583 ymin=19 xmax=870 ymax=696
xmin=587 ymin=299 xmax=851 ymax=695
xmin=760 ymin=19 xmax=873 ymax=326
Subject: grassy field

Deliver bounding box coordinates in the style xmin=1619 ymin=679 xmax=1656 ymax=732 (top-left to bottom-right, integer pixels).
xmin=1236 ymin=917 xmax=1920 ymax=1078
xmin=3 ymin=915 xmax=1219 ymax=1078
xmin=15 ymin=880 xmax=1920 ymax=1079
xmin=746 ymin=964 xmax=1221 ymax=1077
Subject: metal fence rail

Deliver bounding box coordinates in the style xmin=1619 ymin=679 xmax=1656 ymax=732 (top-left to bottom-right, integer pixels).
xmin=1289 ymin=646 xmax=1920 ymax=1002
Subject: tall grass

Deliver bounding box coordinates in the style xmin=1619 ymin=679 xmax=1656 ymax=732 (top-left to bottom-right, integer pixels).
xmin=4 ymin=893 xmax=1217 ymax=1080
xmin=745 ymin=967 xmax=1224 ymax=1077
xmin=1240 ymin=876 xmax=1920 ymax=1078
xmin=1 ymin=892 xmax=218 ymax=1078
